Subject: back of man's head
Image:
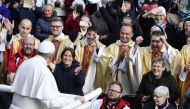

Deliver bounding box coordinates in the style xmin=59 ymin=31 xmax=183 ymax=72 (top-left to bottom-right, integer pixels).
xmin=38 ymin=41 xmax=55 ymax=55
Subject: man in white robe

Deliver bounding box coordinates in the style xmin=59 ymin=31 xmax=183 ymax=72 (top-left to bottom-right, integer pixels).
xmin=10 ymin=41 xmax=84 ymax=109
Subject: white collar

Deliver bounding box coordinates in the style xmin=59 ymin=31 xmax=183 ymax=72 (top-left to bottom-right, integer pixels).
xmin=115 ymin=40 xmax=135 ymax=47
xmin=53 ymin=33 xmax=66 ymax=40
xmin=16 ymin=33 xmax=33 ymax=39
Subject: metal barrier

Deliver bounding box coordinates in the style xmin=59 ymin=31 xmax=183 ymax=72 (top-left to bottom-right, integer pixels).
xmin=62 ymin=88 xmax=102 ymax=109
xmin=0 ymin=84 xmax=12 ymax=93
xmin=0 ymin=84 xmax=102 ymax=109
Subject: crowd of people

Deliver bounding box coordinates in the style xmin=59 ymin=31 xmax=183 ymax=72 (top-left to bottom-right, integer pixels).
xmin=0 ymin=0 xmax=190 ymax=108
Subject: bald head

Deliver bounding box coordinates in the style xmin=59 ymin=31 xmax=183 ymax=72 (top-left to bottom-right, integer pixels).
xmin=19 ymin=19 xmax=32 ymax=37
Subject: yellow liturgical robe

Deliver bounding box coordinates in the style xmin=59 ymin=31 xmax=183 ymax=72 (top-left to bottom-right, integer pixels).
xmin=179 ymin=44 xmax=190 ymax=103
xmin=97 ymin=40 xmax=142 ymax=95
xmin=46 ymin=33 xmax=73 ymax=64
xmin=138 ymin=45 xmax=181 ymax=76
xmin=75 ymin=38 xmax=106 ymax=94
xmin=9 ymin=34 xmax=40 ymax=57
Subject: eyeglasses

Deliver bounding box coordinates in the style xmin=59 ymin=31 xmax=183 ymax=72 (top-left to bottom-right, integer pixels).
xmin=51 ymin=25 xmax=63 ymax=28
xmin=108 ymin=89 xmax=121 ymax=93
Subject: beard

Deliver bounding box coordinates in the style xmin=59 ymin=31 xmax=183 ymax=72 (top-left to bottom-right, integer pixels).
xmin=23 ymin=49 xmax=33 ymax=57
xmin=108 ymin=96 xmax=121 ymax=102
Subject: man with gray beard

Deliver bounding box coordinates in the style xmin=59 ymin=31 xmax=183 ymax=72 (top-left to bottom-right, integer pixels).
xmin=6 ymin=37 xmax=37 ymax=85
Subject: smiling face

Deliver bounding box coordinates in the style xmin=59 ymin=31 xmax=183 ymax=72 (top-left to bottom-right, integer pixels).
xmin=44 ymin=5 xmax=53 ymax=18
xmin=150 ymin=35 xmax=163 ymax=51
xmin=23 ymin=37 xmax=35 ymax=56
xmin=154 ymin=12 xmax=165 ymax=23
xmin=151 ymin=62 xmax=165 ymax=79
xmin=120 ymin=25 xmax=133 ymax=43
xmin=153 ymin=94 xmax=167 ymax=106
xmin=86 ymin=30 xmax=97 ymax=45
xmin=62 ymin=50 xmax=74 ymax=67
xmin=51 ymin=21 xmax=63 ymax=37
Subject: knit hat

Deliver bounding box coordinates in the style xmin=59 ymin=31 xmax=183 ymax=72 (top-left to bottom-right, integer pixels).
xmin=71 ymin=0 xmax=85 ymax=10
xmin=151 ymin=6 xmax=166 ymax=17
xmin=38 ymin=41 xmax=55 ymax=54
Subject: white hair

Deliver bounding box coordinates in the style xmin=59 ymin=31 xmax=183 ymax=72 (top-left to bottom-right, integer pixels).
xmin=71 ymin=0 xmax=85 ymax=10
xmin=154 ymin=86 xmax=170 ymax=98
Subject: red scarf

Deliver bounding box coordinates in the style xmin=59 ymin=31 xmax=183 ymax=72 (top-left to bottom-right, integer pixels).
xmin=152 ymin=50 xmax=163 ymax=59
xmin=81 ymin=45 xmax=95 ymax=76
xmin=100 ymin=96 xmax=130 ymax=109
xmin=51 ymin=39 xmax=61 ymax=62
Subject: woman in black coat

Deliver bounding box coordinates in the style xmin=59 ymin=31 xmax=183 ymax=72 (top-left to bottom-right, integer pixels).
xmin=137 ymin=57 xmax=179 ymax=107
xmin=53 ymin=47 xmax=85 ymax=95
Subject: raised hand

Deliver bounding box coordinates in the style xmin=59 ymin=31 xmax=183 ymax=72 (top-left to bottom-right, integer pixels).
xmin=74 ymin=66 xmax=82 ymax=73
xmin=3 ymin=18 xmax=14 ymax=35
xmin=135 ymin=36 xmax=144 ymax=45
xmin=73 ymin=11 xmax=79 ymax=20
xmin=121 ymin=3 xmax=127 ymax=13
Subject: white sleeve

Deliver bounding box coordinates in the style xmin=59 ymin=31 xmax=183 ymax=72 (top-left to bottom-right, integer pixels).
xmin=93 ymin=49 xmax=99 ymax=62
xmin=110 ymin=57 xmax=118 ymax=74
xmin=118 ymin=57 xmax=127 ymax=72
xmin=123 ymin=106 xmax=130 ymax=109
xmin=41 ymin=94 xmax=76 ymax=108
xmin=179 ymin=67 xmax=187 ymax=82
xmin=129 ymin=47 xmax=137 ymax=65
xmin=164 ymin=46 xmax=171 ymax=63
xmin=93 ymin=47 xmax=104 ymax=62
xmin=68 ymin=42 xmax=74 ymax=49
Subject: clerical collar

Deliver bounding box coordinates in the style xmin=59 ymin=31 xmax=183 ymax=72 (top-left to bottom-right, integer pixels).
xmin=149 ymin=45 xmax=166 ymax=53
xmin=52 ymin=33 xmax=66 ymax=40
xmin=116 ymin=40 xmax=135 ymax=47
xmin=16 ymin=33 xmax=33 ymax=39
xmin=81 ymin=38 xmax=97 ymax=47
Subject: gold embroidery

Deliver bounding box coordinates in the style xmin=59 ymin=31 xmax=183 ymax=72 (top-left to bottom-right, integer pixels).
xmin=81 ymin=45 xmax=95 ymax=76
